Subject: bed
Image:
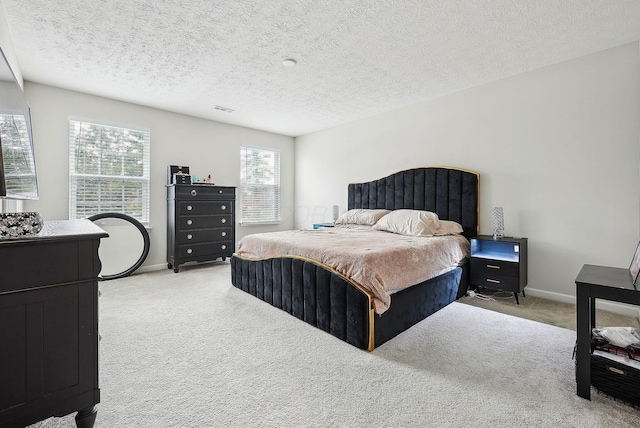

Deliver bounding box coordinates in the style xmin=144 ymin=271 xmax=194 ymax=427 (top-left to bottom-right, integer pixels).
xmin=231 ymin=167 xmax=479 ymax=350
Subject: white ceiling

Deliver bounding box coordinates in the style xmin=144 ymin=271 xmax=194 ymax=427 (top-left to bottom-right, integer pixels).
xmin=1 ymin=1 xmax=639 ymax=137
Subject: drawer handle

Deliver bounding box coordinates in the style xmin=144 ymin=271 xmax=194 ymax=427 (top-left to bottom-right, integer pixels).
xmin=221 ymin=245 xmax=227 ymax=250
xmin=221 ymin=205 xmax=226 ymax=210
xmin=186 ymin=248 xmax=193 ymax=254
xmin=486 ymin=279 xmax=501 ymax=284
xmin=221 ymin=218 xmax=226 ymax=224
xmin=186 ymin=219 xmax=193 ymax=225
xmin=191 ymin=190 xmax=197 ymax=196
xmin=218 ymin=190 xmax=223 ymax=193
xmin=187 ymin=205 xmax=193 ymax=211
xmin=221 ymin=231 xmax=227 ymax=237
xmin=487 ymin=265 xmax=501 ymax=269
xmin=608 ymin=366 xmax=625 ymax=375
xmin=187 ymin=234 xmax=193 ymax=240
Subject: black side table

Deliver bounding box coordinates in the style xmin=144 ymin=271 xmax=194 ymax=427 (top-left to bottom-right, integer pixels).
xmin=470 ymin=235 xmax=528 ymax=303
xmin=574 ymin=264 xmax=640 ymax=399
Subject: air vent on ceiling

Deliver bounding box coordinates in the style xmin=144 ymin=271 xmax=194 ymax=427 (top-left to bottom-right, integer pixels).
xmin=214 ymin=105 xmax=235 ymax=113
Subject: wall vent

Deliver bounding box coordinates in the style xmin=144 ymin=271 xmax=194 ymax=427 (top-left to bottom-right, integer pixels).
xmin=214 ymin=105 xmax=235 ymax=113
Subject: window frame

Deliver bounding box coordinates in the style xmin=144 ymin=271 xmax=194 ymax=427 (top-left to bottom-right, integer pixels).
xmin=68 ymin=118 xmax=151 ymax=226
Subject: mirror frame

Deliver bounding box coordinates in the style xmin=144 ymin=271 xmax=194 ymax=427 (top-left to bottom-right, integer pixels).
xmin=0 ymin=46 xmax=38 ymax=200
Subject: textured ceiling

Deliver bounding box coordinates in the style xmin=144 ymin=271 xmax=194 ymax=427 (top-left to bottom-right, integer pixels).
xmin=1 ymin=0 xmax=639 ymax=137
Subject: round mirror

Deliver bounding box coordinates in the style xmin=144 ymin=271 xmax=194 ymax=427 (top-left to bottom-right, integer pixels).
xmin=88 ymin=213 xmax=150 ymax=280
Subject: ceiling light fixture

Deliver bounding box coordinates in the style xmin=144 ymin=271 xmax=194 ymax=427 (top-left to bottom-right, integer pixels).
xmin=282 ymin=58 xmax=297 ymax=67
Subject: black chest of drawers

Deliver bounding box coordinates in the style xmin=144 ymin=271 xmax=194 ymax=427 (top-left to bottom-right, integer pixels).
xmin=167 ymin=184 xmax=236 ymax=273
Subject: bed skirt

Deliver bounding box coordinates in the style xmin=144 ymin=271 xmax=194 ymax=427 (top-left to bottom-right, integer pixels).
xmin=230 ymin=255 xmax=464 ymax=350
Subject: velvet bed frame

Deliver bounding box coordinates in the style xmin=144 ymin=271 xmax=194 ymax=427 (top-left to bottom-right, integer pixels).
xmin=231 ymin=167 xmax=479 ymax=351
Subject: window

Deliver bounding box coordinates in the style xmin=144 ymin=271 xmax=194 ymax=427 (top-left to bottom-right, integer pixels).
xmin=69 ymin=119 xmax=150 ymax=224
xmin=240 ymin=146 xmax=280 ymax=224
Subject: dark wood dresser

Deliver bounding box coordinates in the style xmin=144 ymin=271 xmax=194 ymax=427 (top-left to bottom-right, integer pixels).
xmin=0 ymin=219 xmax=107 ymax=428
xmin=166 ymin=184 xmax=236 ymax=273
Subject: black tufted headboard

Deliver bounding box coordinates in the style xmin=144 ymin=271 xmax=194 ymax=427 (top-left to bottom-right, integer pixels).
xmin=347 ymin=167 xmax=479 ymax=238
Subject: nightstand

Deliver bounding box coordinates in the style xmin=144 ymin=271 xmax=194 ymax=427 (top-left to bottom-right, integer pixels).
xmin=470 ymin=235 xmax=528 ymax=303
xmin=313 ymin=223 xmax=335 ymax=229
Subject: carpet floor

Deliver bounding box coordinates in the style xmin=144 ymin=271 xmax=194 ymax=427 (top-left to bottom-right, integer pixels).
xmin=30 ymin=262 xmax=639 ymax=427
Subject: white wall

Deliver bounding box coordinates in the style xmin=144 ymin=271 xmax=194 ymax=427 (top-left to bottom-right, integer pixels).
xmin=22 ymin=82 xmax=295 ymax=270
xmin=295 ymin=43 xmax=640 ymax=302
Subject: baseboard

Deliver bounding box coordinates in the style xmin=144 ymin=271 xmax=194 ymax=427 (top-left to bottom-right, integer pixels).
xmin=525 ymin=287 xmax=639 ymax=318
xmin=135 ymin=260 xmax=230 ymax=274
xmin=136 ymin=263 xmax=168 ymax=274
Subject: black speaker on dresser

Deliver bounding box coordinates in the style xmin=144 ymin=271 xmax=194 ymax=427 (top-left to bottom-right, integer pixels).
xmin=166 ymin=184 xmax=236 ymax=273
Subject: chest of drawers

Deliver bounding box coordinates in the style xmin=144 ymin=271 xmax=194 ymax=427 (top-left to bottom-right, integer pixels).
xmin=167 ymin=184 xmax=236 ymax=273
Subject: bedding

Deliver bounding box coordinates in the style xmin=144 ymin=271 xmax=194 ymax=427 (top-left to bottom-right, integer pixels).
xmin=237 ymin=226 xmax=469 ymax=314
xmin=434 ymin=220 xmax=464 ymax=236
xmin=334 ymin=208 xmax=390 ymax=225
xmin=372 ymin=209 xmax=440 ymax=236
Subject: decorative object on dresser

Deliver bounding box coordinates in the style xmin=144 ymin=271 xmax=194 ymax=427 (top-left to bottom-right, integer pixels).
xmin=0 ymin=211 xmax=43 ymax=238
xmin=167 ymin=164 xmax=190 ymax=185
xmin=0 ymin=219 xmax=106 ymax=428
xmin=232 ymin=167 xmax=479 ymax=350
xmin=470 ymin=235 xmax=528 ymax=304
xmin=167 ymin=183 xmax=236 ymax=273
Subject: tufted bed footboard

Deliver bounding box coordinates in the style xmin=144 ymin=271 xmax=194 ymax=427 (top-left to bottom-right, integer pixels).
xmin=231 ymin=254 xmax=463 ymax=350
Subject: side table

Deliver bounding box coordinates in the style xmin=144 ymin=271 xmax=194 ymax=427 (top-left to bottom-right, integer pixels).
xmin=313 ymin=223 xmax=335 ymax=229
xmin=470 ymin=235 xmax=528 ymax=303
xmin=574 ymin=264 xmax=640 ymax=399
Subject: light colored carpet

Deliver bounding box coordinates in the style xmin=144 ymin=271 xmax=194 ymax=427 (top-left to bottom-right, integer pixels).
xmin=32 ymin=262 xmax=639 ymax=427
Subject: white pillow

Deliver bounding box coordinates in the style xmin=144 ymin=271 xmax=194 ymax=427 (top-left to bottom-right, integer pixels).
xmin=335 ymin=209 xmax=390 ymax=226
xmin=433 ymin=220 xmax=464 ymax=236
xmin=373 ymin=209 xmax=440 ymax=236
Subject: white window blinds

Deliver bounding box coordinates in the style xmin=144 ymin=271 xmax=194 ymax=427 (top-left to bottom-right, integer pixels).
xmin=69 ymin=119 xmax=150 ymax=224
xmin=240 ymin=146 xmax=280 ymax=224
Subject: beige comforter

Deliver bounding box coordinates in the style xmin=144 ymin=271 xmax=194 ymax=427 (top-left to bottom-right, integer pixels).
xmin=236 ymin=226 xmax=470 ymax=314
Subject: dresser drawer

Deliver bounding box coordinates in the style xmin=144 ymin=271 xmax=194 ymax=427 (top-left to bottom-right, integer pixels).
xmin=174 ymin=185 xmax=235 ymax=200
xmin=178 ymin=201 xmax=232 ymax=216
xmin=470 ymin=258 xmax=519 ymax=277
xmin=177 ymin=214 xmax=231 ymax=228
xmin=470 ymin=271 xmax=520 ymax=293
xmin=177 ymin=228 xmax=232 ymax=244
xmin=178 ymin=241 xmax=233 ymax=259
xmin=177 ymin=215 xmax=232 ymax=230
